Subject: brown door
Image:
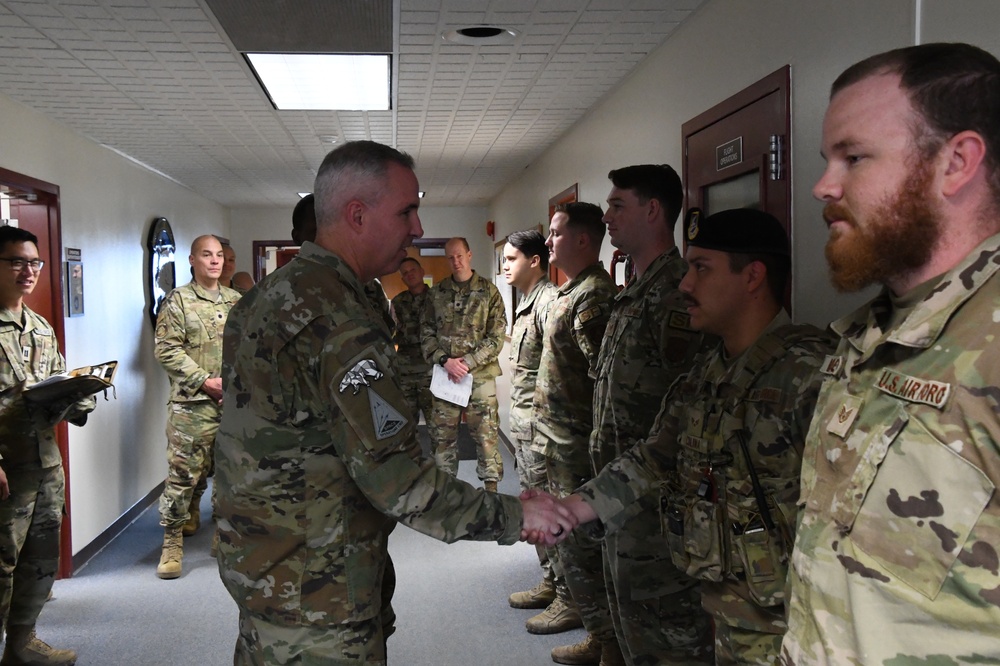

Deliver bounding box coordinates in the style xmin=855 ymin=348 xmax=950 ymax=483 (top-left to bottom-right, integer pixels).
xmin=0 ymin=168 xmax=73 ymax=577
xmin=682 ymin=67 xmax=792 ymax=308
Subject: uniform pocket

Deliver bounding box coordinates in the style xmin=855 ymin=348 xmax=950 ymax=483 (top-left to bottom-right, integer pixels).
xmin=850 ymin=416 xmax=994 ymax=599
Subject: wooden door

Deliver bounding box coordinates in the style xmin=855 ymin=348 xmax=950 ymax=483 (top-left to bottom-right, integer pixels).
xmin=0 ymin=168 xmax=72 ymax=577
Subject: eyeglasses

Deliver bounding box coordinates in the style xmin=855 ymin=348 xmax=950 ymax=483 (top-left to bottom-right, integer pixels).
xmin=0 ymin=258 xmax=45 ymax=272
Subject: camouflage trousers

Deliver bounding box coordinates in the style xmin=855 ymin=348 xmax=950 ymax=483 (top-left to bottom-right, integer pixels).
xmin=515 ymin=443 xmax=569 ymax=598
xmin=546 ymin=454 xmax=616 ymax=643
xmin=235 ymin=609 xmax=387 ymax=665
xmin=158 ymin=400 xmax=221 ymax=529
xmin=714 ymin=618 xmax=783 ymax=666
xmin=604 ymin=507 xmax=713 ymax=666
xmin=426 ymin=375 xmax=502 ymax=483
xmin=398 ymin=371 xmax=433 ymax=423
xmin=0 ymin=464 xmax=63 ymax=629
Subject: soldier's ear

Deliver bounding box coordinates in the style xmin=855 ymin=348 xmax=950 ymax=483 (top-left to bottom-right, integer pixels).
xmin=345 ymin=200 xmax=366 ymax=231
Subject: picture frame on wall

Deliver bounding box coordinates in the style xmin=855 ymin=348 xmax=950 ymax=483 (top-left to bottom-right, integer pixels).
xmin=66 ymin=260 xmax=84 ymax=317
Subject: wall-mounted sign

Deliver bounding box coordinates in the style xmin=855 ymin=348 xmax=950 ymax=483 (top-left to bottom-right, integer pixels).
xmin=66 ymin=247 xmax=81 ymax=261
xmin=716 ymin=137 xmax=743 ymax=171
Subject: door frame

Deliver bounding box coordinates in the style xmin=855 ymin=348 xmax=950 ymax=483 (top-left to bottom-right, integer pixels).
xmin=0 ymin=167 xmax=73 ymax=578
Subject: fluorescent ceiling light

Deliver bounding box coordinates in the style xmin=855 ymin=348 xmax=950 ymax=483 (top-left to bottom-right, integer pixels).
xmin=246 ymin=53 xmax=390 ymax=110
xmin=297 ymin=192 xmax=311 ymax=198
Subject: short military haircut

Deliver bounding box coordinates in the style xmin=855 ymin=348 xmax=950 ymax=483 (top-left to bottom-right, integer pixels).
xmin=313 ymin=141 xmax=416 ymax=229
xmin=559 ymin=202 xmax=606 ymax=246
xmin=833 ymin=42 xmax=1000 ymax=206
xmin=506 ymin=229 xmax=549 ymax=271
xmin=292 ymin=194 xmax=317 ymax=244
xmin=0 ymin=225 xmax=38 ymax=250
xmin=608 ymin=164 xmax=684 ymax=229
xmin=190 ymin=234 xmax=220 ymax=254
xmin=447 ymin=237 xmax=470 ymax=252
xmin=400 ymin=256 xmax=422 ymax=270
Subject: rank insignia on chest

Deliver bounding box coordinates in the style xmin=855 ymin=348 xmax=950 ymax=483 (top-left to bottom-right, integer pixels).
xmin=826 ymin=394 xmax=861 ymax=438
xmin=667 ymin=310 xmax=694 ymax=331
xmin=22 ymin=345 xmax=31 ymax=363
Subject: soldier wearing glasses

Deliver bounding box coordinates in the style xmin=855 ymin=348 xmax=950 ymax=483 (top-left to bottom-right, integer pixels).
xmin=0 ymin=225 xmax=95 ymax=665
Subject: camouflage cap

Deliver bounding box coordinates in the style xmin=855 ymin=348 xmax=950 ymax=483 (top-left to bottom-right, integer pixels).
xmin=686 ymin=208 xmax=789 ymax=256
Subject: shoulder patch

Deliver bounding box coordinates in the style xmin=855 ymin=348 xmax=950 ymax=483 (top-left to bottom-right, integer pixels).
xmin=339 ymin=359 xmax=383 ymax=394
xmin=368 ymin=389 xmax=407 ymax=440
xmin=577 ymin=305 xmax=604 ymax=325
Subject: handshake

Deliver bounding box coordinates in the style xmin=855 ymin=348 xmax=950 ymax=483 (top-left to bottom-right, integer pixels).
xmin=517 ymin=489 xmax=599 ymax=546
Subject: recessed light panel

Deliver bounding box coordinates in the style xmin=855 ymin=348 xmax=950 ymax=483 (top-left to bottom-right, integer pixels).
xmin=246 ymin=53 xmax=390 ymax=110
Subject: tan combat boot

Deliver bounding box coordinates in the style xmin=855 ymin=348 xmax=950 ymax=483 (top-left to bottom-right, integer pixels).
xmin=599 ymin=639 xmax=627 ymax=666
xmin=156 ymin=526 xmax=184 ymax=579
xmin=508 ymin=578 xmax=556 ymax=609
xmin=525 ymin=596 xmax=583 ymax=634
xmin=0 ymin=624 xmax=76 ymax=665
xmin=551 ymin=633 xmax=601 ymax=665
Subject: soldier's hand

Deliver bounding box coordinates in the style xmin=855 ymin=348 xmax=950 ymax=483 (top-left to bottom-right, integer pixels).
xmin=443 ymin=357 xmax=469 ymax=382
xmin=201 ymin=377 xmax=224 ymax=404
xmin=0 ymin=465 xmax=8 ymax=501
xmin=519 ymin=489 xmax=578 ymax=546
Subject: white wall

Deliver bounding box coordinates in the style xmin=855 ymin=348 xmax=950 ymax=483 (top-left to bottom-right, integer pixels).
xmin=0 ymin=92 xmax=229 ymax=554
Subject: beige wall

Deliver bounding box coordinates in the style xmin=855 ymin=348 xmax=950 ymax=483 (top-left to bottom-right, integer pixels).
xmin=0 ymin=92 xmax=229 ymax=552
xmin=491 ymin=0 xmax=925 ymax=329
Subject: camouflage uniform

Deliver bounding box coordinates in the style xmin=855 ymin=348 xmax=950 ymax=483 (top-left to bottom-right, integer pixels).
xmin=215 ymin=242 xmax=524 ymax=665
xmin=364 ymin=278 xmax=395 ymax=335
xmin=154 ymin=280 xmax=240 ymax=529
xmin=533 ymin=263 xmax=616 ymax=642
xmin=782 ymin=233 xmax=1000 ymax=665
xmin=0 ymin=306 xmax=93 ymax=631
xmin=390 ymin=287 xmax=433 ymax=423
xmin=589 ymin=248 xmax=713 ymax=665
xmin=509 ymin=277 xmax=559 ymax=585
xmin=421 ymin=271 xmax=507 ymax=482
xmin=583 ymin=312 xmax=832 ymax=665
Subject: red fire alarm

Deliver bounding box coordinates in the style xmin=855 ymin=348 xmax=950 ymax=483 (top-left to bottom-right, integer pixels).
xmin=486 ymin=220 xmax=495 ymax=239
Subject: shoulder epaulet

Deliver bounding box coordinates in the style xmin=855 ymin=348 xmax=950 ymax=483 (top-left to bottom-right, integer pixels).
xmin=731 ymin=323 xmax=828 ymax=394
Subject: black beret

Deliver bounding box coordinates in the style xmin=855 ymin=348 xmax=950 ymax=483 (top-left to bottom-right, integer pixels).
xmin=686 ymin=208 xmax=789 ymax=256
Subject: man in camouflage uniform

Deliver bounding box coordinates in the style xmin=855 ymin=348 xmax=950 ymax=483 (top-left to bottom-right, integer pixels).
xmin=590 ymin=164 xmax=713 ymax=665
xmin=421 ymin=237 xmax=506 ymax=490
xmin=780 ymin=43 xmax=1000 ymax=664
xmin=534 ymin=203 xmax=621 ymax=664
xmin=501 ymin=230 xmax=566 ymax=618
xmin=561 ymin=209 xmax=833 ymax=665
xmin=214 ymin=140 xmax=576 ymax=665
xmin=153 ymin=234 xmax=240 ymax=579
xmin=390 ymin=257 xmax=433 ymax=423
xmin=0 ymin=225 xmax=95 ymax=665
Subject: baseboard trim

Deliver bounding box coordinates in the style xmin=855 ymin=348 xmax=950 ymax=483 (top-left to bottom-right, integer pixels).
xmin=72 ymin=481 xmax=164 ymax=574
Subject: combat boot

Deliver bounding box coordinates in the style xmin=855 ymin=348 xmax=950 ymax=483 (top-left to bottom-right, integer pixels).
xmin=156 ymin=526 xmax=184 ymax=579
xmin=0 ymin=624 xmax=76 ymax=665
xmin=551 ymin=633 xmax=601 ymax=665
xmin=508 ymin=578 xmax=555 ymax=609
xmin=525 ymin=596 xmax=582 ymax=634
xmin=599 ymin=639 xmax=626 ymax=666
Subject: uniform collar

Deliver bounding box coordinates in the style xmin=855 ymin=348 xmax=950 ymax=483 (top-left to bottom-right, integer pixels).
xmin=559 ymin=262 xmax=607 ymax=294
xmin=516 ymin=276 xmax=552 ymax=315
xmin=616 ymin=246 xmax=683 ymax=302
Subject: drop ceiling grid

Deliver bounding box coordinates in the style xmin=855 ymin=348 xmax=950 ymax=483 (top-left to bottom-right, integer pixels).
xmin=0 ymin=0 xmax=705 ymax=208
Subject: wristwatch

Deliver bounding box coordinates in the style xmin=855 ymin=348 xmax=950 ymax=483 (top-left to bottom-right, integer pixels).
xmin=438 ymin=355 xmax=448 ymax=366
